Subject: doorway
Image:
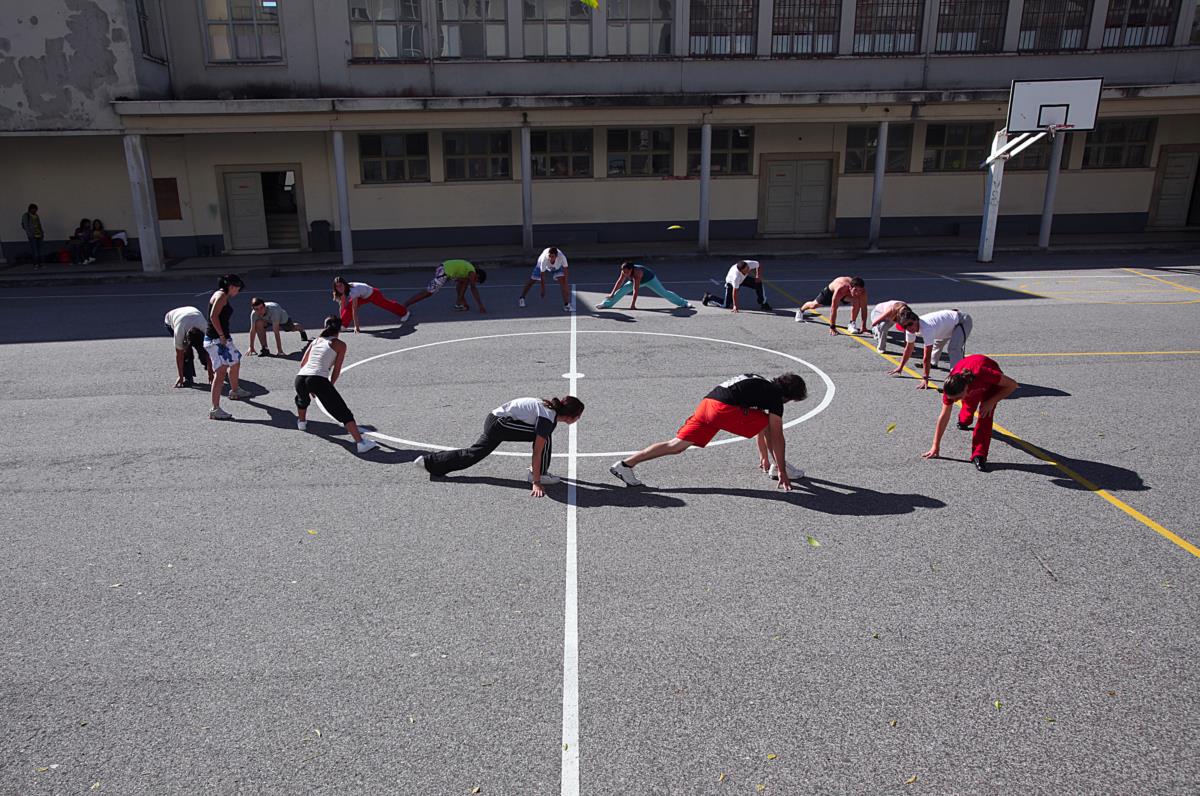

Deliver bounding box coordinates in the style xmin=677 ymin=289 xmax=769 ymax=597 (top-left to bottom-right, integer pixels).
xmin=758 ymin=156 xmax=834 ymax=236
xmin=1150 ymin=146 xmax=1200 ymax=228
xmin=220 ymin=167 xmax=307 ymax=251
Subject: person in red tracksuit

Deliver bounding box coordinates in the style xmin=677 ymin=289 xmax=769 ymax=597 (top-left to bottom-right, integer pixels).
xmin=922 ymin=354 xmax=1018 ymax=472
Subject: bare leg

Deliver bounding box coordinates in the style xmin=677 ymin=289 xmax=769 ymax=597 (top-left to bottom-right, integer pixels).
xmin=559 ymin=278 xmax=570 ymax=304
xmin=455 ymin=280 xmax=469 ymax=307
xmin=210 ymin=366 xmax=228 ymax=410
xmin=401 ymin=289 xmax=434 ymax=307
xmin=228 ymin=362 xmax=241 ymax=392
xmin=345 ymin=420 xmax=363 ymax=443
xmin=801 ymin=300 xmax=820 ymax=312
xmin=273 ymin=328 xmax=283 ymax=354
xmin=623 ymin=437 xmax=693 ymax=467
xmin=519 ymin=279 xmax=537 ymax=299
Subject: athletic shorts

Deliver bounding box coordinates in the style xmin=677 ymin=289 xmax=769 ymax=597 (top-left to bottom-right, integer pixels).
xmin=426 ymin=266 xmax=449 ymax=294
xmin=256 ymin=317 xmax=300 ymax=331
xmin=295 ymin=375 xmax=354 ymax=424
xmin=531 ymin=264 xmax=566 ymax=281
xmin=813 ymin=286 xmax=852 ymax=307
xmin=676 ymin=398 xmax=770 ymax=448
xmin=204 ymin=337 xmax=242 ymax=370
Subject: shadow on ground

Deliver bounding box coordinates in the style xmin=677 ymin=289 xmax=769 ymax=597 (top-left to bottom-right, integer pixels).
xmin=995 ymin=436 xmax=1148 ymax=492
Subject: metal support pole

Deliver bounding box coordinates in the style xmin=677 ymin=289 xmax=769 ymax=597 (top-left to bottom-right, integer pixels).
xmin=521 ymin=125 xmax=533 ymax=254
xmin=1038 ymin=132 xmax=1066 ymax=250
xmin=978 ymin=130 xmax=1007 ymax=263
xmin=332 ymin=130 xmax=354 ymax=267
xmin=698 ymin=121 xmax=712 ymax=253
xmin=122 ymin=133 xmax=163 ymax=273
xmin=867 ymin=120 xmax=889 ymax=250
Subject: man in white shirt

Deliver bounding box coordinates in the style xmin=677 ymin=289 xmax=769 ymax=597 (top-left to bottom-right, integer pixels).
xmin=702 ymin=260 xmax=772 ymax=312
xmin=889 ymin=307 xmax=974 ymax=388
xmin=518 ymin=246 xmax=572 ymax=312
xmin=164 ymin=306 xmax=213 ymax=387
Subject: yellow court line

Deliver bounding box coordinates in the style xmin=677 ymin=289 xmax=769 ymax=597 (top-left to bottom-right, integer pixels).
xmin=985 ymin=350 xmax=1200 ymax=358
xmin=764 ymin=278 xmax=1200 ymax=560
xmin=1122 ymin=268 xmax=1200 ymax=295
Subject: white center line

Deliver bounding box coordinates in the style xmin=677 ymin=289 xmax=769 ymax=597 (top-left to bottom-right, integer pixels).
xmin=561 ymin=288 xmax=581 ymax=796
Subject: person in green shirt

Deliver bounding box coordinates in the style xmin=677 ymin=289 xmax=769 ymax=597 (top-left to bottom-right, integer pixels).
xmin=402 ymin=259 xmax=488 ymax=314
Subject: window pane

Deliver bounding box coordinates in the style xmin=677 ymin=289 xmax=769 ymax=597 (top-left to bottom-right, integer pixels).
xmin=209 ymin=25 xmax=233 ymax=59
xmin=491 ymin=156 xmax=510 ymax=177
xmin=525 ymin=23 xmax=545 ymax=55
xmin=446 ymin=159 xmax=465 ymax=180
xmin=572 ymin=155 xmax=591 ymax=175
xmin=549 ymin=155 xmax=569 ymax=175
xmin=410 ymin=159 xmax=429 ymax=180
xmin=383 ymin=135 xmax=407 ymax=157
xmin=486 ymin=23 xmax=507 ymax=54
xmin=372 ymin=0 xmax=399 ymax=20
xmin=260 ymin=25 xmax=282 ymax=59
xmin=547 ymin=22 xmax=568 ymax=55
xmin=351 ymin=22 xmax=375 ymax=56
xmin=730 ymin=153 xmax=750 ymax=173
xmin=206 ymin=0 xmax=231 ymax=21
xmin=232 ymin=24 xmax=257 ymax=58
xmin=231 ymin=0 xmax=254 ymax=21
xmin=376 ymin=24 xmax=399 ymax=57
xmin=569 ymin=22 xmax=590 ymax=54
xmin=256 ymin=0 xmax=279 ymax=21
xmin=407 ymin=134 xmax=429 ymax=156
xmin=360 ymin=135 xmax=382 ymax=158
xmin=362 ymin=160 xmax=383 ymax=181
xmin=608 ymin=155 xmax=627 ymax=175
xmin=608 ymin=129 xmax=627 ymax=151
xmin=609 ymin=22 xmax=628 ymax=54
xmin=385 ymin=160 xmax=407 ymax=181
xmin=491 ymin=133 xmax=511 ymax=153
xmin=652 ymin=153 xmax=671 ymax=174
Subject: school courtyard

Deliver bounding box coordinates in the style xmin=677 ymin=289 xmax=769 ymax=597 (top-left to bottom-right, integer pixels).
xmin=0 ymin=248 xmax=1196 ymax=794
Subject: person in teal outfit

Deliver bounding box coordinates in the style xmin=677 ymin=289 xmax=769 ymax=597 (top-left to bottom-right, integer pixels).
xmin=594 ymin=261 xmax=692 ymax=311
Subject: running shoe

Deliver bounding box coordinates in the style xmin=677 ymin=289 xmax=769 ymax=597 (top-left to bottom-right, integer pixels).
xmin=228 ymin=387 xmax=251 ymax=400
xmin=768 ymin=462 xmax=805 ymax=481
xmin=413 ymin=455 xmax=426 ymax=470
xmin=957 ymin=421 xmax=973 ymax=431
xmin=397 ymin=311 xmax=409 ymax=325
xmin=356 ymin=438 xmax=379 ymax=454
xmin=297 ymin=420 xmax=307 ymax=431
xmin=760 ymin=302 xmax=772 ymax=312
xmin=609 ymin=461 xmax=643 ymax=487
xmin=972 ymin=456 xmax=989 ymax=473
xmin=209 ymin=406 xmax=232 ymax=420
xmin=795 ymin=309 xmax=808 ymax=322
xmin=518 ymin=298 xmax=526 ymax=308
xmin=256 ymin=349 xmax=271 ymax=357
xmin=453 ymin=303 xmax=469 ymax=312
xmin=701 ymin=293 xmax=713 ymax=307
xmin=594 ymin=302 xmax=608 ymax=311
xmin=528 ymin=470 xmax=562 ymax=485
xmin=847 ymin=322 xmax=863 ymax=335
xmin=563 ymin=303 xmax=572 ymax=312
xmin=299 ymin=330 xmax=309 ymax=342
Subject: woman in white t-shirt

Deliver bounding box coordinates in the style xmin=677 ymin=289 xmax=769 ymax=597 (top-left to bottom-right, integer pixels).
xmin=332 ymin=276 xmax=409 ymax=333
xmin=414 ymin=395 xmax=585 ymax=497
xmin=294 ymin=315 xmax=378 ymax=455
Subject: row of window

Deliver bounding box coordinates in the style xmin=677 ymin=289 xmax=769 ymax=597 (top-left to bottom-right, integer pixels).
xmin=198 ymin=0 xmax=1199 ymax=62
xmin=358 ymin=119 xmax=1157 ymax=183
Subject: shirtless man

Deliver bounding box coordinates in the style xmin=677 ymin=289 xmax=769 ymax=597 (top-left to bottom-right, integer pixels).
xmin=796 ymin=276 xmax=868 ymax=335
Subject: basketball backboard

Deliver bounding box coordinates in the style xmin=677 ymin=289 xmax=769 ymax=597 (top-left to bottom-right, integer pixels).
xmin=1006 ymin=78 xmax=1103 ymax=133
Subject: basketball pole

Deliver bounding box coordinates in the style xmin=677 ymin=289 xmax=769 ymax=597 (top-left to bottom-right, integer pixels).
xmin=978 ymin=130 xmax=1008 ymax=263
xmin=1038 ymin=131 xmax=1066 ymax=250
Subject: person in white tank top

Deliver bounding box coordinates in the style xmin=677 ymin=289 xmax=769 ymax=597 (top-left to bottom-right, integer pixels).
xmin=294 ymin=315 xmax=378 ymax=454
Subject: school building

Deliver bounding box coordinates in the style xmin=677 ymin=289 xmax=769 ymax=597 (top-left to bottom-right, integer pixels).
xmin=2 ymin=0 xmax=1198 ymax=271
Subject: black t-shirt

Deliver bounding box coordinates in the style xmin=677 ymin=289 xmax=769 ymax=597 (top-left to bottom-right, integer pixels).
xmin=706 ymin=374 xmax=785 ymax=416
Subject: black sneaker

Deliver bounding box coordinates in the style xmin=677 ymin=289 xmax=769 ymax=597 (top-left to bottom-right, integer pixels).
xmin=957 ymin=421 xmax=972 ymax=431
xmin=257 ymin=349 xmax=271 ymax=357
xmin=701 ymin=293 xmax=713 ymax=307
xmin=760 ymin=302 xmax=772 ymax=312
xmin=972 ymin=456 xmax=989 ymax=472
xmin=299 ymin=330 xmax=309 ymax=342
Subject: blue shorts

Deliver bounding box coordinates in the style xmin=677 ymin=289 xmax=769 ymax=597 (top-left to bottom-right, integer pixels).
xmin=531 ymin=264 xmax=566 ymax=281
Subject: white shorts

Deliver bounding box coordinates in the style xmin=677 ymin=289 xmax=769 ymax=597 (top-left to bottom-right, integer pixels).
xmin=530 ymin=264 xmax=566 ymax=281
xmin=426 ymin=266 xmax=448 ymax=294
xmin=204 ymin=337 xmax=242 ymax=370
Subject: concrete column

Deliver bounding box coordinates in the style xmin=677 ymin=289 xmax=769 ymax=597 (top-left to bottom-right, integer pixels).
xmin=867 ymin=120 xmax=889 ymax=250
xmin=591 ymin=0 xmax=608 ymax=56
xmin=978 ymin=129 xmax=1007 ymax=263
xmin=1086 ymin=0 xmax=1110 ymax=50
xmin=122 ymin=133 xmax=164 ymax=273
xmin=1002 ymin=0 xmax=1023 ymax=52
xmin=1175 ymin=0 xmax=1197 ymax=46
xmin=521 ymin=125 xmax=534 ymax=253
xmin=698 ymin=121 xmax=711 ymax=252
xmin=332 ymin=130 xmax=354 ymax=267
xmin=675 ymin=0 xmax=691 ymax=56
xmin=1038 ymin=132 xmax=1066 ymax=249
xmin=756 ymin=0 xmax=775 ymax=57
xmin=921 ymin=0 xmax=939 ymax=52
xmin=507 ymin=0 xmax=523 ymax=56
xmin=839 ymin=0 xmax=856 ymax=54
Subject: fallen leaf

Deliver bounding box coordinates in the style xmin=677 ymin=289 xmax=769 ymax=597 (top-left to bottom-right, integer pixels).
xmin=36 ymin=767 xmax=49 ymax=773
xmin=889 ymin=720 xmax=898 ymax=727
xmin=667 ymin=224 xmax=683 ymax=230
xmin=993 ymin=700 xmax=1003 ymax=711
xmin=806 ymin=536 xmax=821 ymax=548
xmin=886 ymin=423 xmax=897 ymax=433
xmin=307 ymin=529 xmax=318 ymax=536
xmin=91 ymin=784 xmax=101 ymax=791
xmin=563 ymin=743 xmax=569 ymax=751
xmin=109 ymin=583 xmax=123 ymax=588
xmin=408 ymin=715 xmax=415 ymax=724
xmin=905 ymin=774 xmax=919 ymax=785
xmin=1043 ymin=717 xmax=1056 ymax=723
xmin=471 ymin=788 xmax=481 ymax=794
xmin=756 ymin=786 xmax=766 ymax=793
xmin=717 ymin=772 xmax=726 ymax=782
xmin=872 ymin=633 xmax=880 ymax=639
xmin=1107 ymin=691 xmax=1117 ymax=697
xmin=766 ymin=753 xmax=777 ymax=761
xmin=313 ymin=728 xmax=321 ymax=738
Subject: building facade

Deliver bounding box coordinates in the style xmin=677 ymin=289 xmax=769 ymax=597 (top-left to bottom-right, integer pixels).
xmin=2 ymin=0 xmax=1198 ymax=269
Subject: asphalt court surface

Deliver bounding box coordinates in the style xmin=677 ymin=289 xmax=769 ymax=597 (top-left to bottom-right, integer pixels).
xmin=1 ymin=251 xmax=1198 ymax=794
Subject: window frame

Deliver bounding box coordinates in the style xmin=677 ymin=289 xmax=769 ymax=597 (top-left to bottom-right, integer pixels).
xmin=436 ymin=0 xmax=508 ymax=59
xmin=921 ymin=121 xmax=995 ymax=172
xmin=606 ymin=127 xmax=675 ymax=178
xmin=1101 ymin=0 xmax=1182 ymax=49
xmin=689 ymin=0 xmax=760 ymax=57
xmin=686 ymin=126 xmax=755 ymax=176
xmin=136 ymin=0 xmax=168 ymax=62
xmin=530 ymin=129 xmax=595 ymax=179
xmin=202 ymin=0 xmax=286 ymax=64
xmin=771 ymin=0 xmax=840 ymax=56
xmin=358 ymin=132 xmax=432 ymax=184
xmin=934 ymin=0 xmax=1009 ymax=53
xmin=349 ymin=0 xmax=426 ymax=60
xmin=523 ymin=0 xmax=593 ymax=58
xmin=607 ymin=0 xmax=675 ymax=57
xmin=1017 ymin=0 xmax=1094 ymax=52
xmin=1082 ymin=118 xmax=1157 ymax=169
xmin=844 ymin=124 xmax=914 ymax=174
xmin=442 ymin=130 xmax=514 ymax=181
xmin=853 ymin=0 xmax=926 ymax=54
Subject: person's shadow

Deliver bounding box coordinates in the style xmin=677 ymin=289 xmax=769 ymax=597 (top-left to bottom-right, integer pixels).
xmin=365 ymin=323 xmax=418 ymax=340
xmin=992 ymin=436 xmax=1148 ymax=492
xmin=590 ymin=309 xmax=638 ymax=323
xmin=647 ymin=476 xmax=946 ymax=516
xmin=1009 ymin=383 xmax=1071 ymax=400
xmin=233 ymin=397 xmax=411 ymax=460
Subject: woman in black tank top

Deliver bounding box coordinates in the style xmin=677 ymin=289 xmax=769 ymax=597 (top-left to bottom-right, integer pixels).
xmin=206 ymin=274 xmax=249 ymax=420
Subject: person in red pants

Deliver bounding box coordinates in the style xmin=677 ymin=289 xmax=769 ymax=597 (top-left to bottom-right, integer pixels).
xmin=332 ymin=276 xmax=409 ymax=332
xmin=922 ymin=354 xmax=1018 ymax=472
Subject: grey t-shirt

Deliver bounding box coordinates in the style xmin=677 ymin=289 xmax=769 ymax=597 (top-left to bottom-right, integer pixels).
xmin=251 ymin=301 xmax=289 ymax=327
xmin=164 ymin=307 xmax=206 ymax=350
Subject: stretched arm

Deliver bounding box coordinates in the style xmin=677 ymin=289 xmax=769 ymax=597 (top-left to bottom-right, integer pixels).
xmin=530 ymin=435 xmax=548 ymax=497
xmin=979 ymin=375 xmax=1018 ymax=417
xmin=175 ymin=348 xmax=186 ymax=384
xmin=247 ymin=318 xmax=258 ymax=352
xmin=918 ymin=347 xmax=933 ymax=388
xmin=351 ymin=298 xmax=360 ymax=333
xmin=630 ymin=273 xmax=642 ymax=306
xmin=766 ymin=414 xmax=791 ymax=491
xmin=755 ymin=429 xmax=770 ymax=472
xmin=606 ymin=274 xmax=627 ymax=297
xmin=272 ymin=321 xmax=283 ymax=354
xmin=857 ymin=291 xmax=870 ymax=328
xmin=890 ymin=341 xmax=916 ymax=375
xmin=470 ymin=279 xmax=486 ymax=313
xmin=923 ymin=403 xmax=954 ymax=459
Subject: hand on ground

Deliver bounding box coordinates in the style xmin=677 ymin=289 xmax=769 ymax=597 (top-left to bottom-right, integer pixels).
xmin=921 ymin=447 xmax=939 ymax=459
xmin=530 ymin=483 xmax=545 ymax=498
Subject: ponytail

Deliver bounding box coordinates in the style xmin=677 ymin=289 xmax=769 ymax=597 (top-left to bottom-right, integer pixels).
xmin=218 ymin=273 xmax=244 ymax=292
xmin=543 ymin=395 xmax=585 ymax=419
xmin=320 ymin=315 xmax=342 ymax=338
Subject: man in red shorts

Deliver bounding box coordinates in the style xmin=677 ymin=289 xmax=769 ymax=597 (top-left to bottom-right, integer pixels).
xmin=922 ymin=354 xmax=1018 ymax=472
xmin=608 ymin=373 xmax=808 ymax=490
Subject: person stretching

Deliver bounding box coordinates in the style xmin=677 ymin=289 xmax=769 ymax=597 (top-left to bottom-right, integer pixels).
xmin=702 ymin=259 xmax=772 ymax=312
xmin=595 ymin=261 xmax=692 ymax=311
xmin=206 ymin=274 xmax=250 ymax=420
xmin=609 ymin=373 xmax=808 ymax=491
xmin=923 ymin=354 xmax=1017 ymax=472
xmin=890 ymin=307 xmax=974 ymax=388
xmin=869 ymin=299 xmax=911 ymax=354
xmin=796 ymin=276 xmax=868 ymax=334
xmin=402 ymin=259 xmax=488 ymax=314
xmin=414 ymin=396 xmax=584 ymax=497
xmin=248 ymin=297 xmax=308 ymax=356
xmin=164 ymin=306 xmax=213 ymax=387
xmin=332 ymin=277 xmax=410 ymax=332
xmin=294 ymin=316 xmax=379 ymax=455
xmin=519 ymin=246 xmax=572 ymax=312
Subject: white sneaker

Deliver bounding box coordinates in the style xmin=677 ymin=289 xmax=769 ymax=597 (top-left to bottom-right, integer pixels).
xmin=683 ymin=303 xmax=694 ymax=310
xmin=768 ymin=462 xmax=805 ymax=481
xmin=609 ymin=460 xmax=643 ymax=487
xmin=795 ymin=309 xmax=807 ymax=322
xmin=594 ymin=302 xmax=607 ymax=311
xmin=528 ymin=470 xmax=562 ymax=485
xmin=563 ymin=303 xmax=572 ymax=312
xmin=209 ymin=406 xmax=232 ymax=421
xmin=518 ymin=298 xmax=526 ymax=308
xmin=356 ymin=438 xmax=379 ymax=454
xmin=413 ymin=455 xmax=426 ymax=470
xmin=397 ymin=311 xmax=408 ymax=326
xmin=847 ymin=323 xmax=862 ymax=335
xmin=297 ymin=420 xmax=307 ymax=431
xmin=228 ymin=387 xmax=251 ymax=400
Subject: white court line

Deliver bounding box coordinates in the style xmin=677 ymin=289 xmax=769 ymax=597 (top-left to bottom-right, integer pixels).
xmin=341 ymin=329 xmax=836 ymax=457
xmin=561 ymin=289 xmax=581 ymax=796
